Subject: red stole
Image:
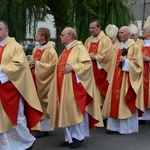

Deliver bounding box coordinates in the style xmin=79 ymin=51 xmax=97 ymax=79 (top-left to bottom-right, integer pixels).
xmin=24 ymin=48 xmax=44 ymax=131
xmin=110 ymin=48 xmax=136 ymax=118
xmin=57 ymin=49 xmax=72 ymax=100
xmin=142 ymin=46 xmax=150 ymax=108
xmin=89 ymin=41 xmax=108 ymax=97
xmin=31 ymin=49 xmax=44 ymax=87
xmin=0 ymin=45 xmax=20 ymax=125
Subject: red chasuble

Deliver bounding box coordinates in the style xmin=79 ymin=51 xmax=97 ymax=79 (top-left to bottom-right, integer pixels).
xmin=31 ymin=49 xmax=44 ymax=87
xmin=89 ymin=41 xmax=108 ymax=97
xmin=142 ymin=46 xmax=150 ymax=108
xmin=57 ymin=48 xmax=97 ymax=128
xmin=110 ymin=49 xmax=136 ymax=118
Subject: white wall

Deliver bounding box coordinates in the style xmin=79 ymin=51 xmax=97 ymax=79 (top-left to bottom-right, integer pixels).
xmin=136 ymin=19 xmax=143 ymax=36
xmin=37 ymin=14 xmax=56 ymax=39
xmin=26 ymin=14 xmax=56 ymax=39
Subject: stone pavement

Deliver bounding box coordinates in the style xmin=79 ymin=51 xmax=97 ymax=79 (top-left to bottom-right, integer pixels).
xmin=33 ymin=122 xmax=150 ymax=150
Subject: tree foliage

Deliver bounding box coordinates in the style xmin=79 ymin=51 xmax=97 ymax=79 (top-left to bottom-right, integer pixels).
xmin=0 ymin=0 xmax=26 ymax=42
xmin=72 ymin=0 xmax=136 ymax=43
xmin=0 ymin=0 xmax=42 ymax=44
xmin=1 ymin=0 xmax=137 ymax=54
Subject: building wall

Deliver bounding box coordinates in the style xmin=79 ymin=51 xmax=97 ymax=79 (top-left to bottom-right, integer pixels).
xmin=130 ymin=0 xmax=150 ymax=34
xmin=26 ymin=14 xmax=56 ymax=39
xmin=130 ymin=0 xmax=150 ymax=20
xmin=37 ymin=14 xmax=56 ymax=39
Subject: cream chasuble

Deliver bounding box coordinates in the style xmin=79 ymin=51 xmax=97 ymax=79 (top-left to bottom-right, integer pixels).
xmin=47 ymin=40 xmax=103 ymax=128
xmin=0 ymin=37 xmax=43 ymax=133
xmin=102 ymin=39 xmax=144 ymax=119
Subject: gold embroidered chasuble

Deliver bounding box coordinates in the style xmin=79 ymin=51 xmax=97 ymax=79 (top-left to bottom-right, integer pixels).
xmin=84 ymin=31 xmax=115 ymax=105
xmin=140 ymin=40 xmax=150 ymax=108
xmin=0 ymin=38 xmax=43 ymax=133
xmin=31 ymin=43 xmax=58 ymax=119
xmin=102 ymin=39 xmax=144 ymax=119
xmin=47 ymin=40 xmax=103 ymax=128
xmin=84 ymin=31 xmax=114 ymax=75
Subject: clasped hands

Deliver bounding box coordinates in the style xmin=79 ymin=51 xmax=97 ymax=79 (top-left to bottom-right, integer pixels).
xmin=29 ymin=59 xmax=36 ymax=68
xmin=143 ymin=56 xmax=150 ymax=62
xmin=89 ymin=53 xmax=96 ymax=60
xmin=62 ymin=63 xmax=73 ymax=74
xmin=120 ymin=56 xmax=126 ymax=62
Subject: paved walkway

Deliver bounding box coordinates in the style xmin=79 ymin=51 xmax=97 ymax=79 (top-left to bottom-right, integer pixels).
xmin=33 ymin=123 xmax=150 ymax=150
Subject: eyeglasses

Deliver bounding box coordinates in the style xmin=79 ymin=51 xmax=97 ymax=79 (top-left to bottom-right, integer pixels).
xmin=60 ymin=34 xmax=65 ymax=37
xmin=60 ymin=33 xmax=69 ymax=37
xmin=131 ymin=34 xmax=136 ymax=37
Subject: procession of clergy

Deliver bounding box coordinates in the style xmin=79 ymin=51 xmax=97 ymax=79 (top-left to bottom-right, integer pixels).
xmin=1 ymin=15 xmax=150 ymax=150
xmin=30 ymin=15 xmax=150 ymax=147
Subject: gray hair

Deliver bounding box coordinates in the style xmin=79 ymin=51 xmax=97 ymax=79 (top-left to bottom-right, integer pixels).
xmin=0 ymin=20 xmax=9 ymax=30
xmin=66 ymin=27 xmax=78 ymax=40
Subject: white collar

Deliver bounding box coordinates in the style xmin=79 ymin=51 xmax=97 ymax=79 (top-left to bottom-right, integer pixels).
xmin=66 ymin=40 xmax=75 ymax=50
xmin=144 ymin=39 xmax=150 ymax=46
xmin=0 ymin=37 xmax=9 ymax=46
xmin=92 ymin=37 xmax=98 ymax=42
xmin=121 ymin=38 xmax=131 ymax=49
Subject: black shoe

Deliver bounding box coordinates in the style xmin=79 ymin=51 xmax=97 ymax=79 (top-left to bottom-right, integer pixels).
xmin=25 ymin=146 xmax=33 ymax=150
xmin=34 ymin=131 xmax=48 ymax=138
xmin=139 ymin=120 xmax=146 ymax=125
xmin=72 ymin=138 xmax=84 ymax=142
xmin=60 ymin=141 xmax=70 ymax=147
xmin=70 ymin=138 xmax=83 ymax=149
xmin=103 ymin=118 xmax=108 ymax=127
xmin=106 ymin=130 xmax=119 ymax=134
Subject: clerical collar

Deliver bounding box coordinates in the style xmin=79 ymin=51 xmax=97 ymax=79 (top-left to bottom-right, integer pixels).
xmin=40 ymin=42 xmax=48 ymax=46
xmin=38 ymin=42 xmax=48 ymax=50
xmin=144 ymin=39 xmax=150 ymax=46
xmin=65 ymin=40 xmax=75 ymax=50
xmin=121 ymin=38 xmax=131 ymax=49
xmin=0 ymin=36 xmax=9 ymax=46
xmin=92 ymin=37 xmax=98 ymax=42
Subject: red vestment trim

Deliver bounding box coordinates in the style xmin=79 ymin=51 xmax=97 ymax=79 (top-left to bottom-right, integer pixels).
xmin=110 ymin=48 xmax=136 ymax=118
xmin=31 ymin=49 xmax=44 ymax=88
xmin=72 ymin=72 xmax=87 ymax=116
xmin=0 ymin=81 xmax=20 ymax=125
xmin=125 ymin=74 xmax=136 ymax=113
xmin=0 ymin=46 xmax=43 ymax=131
xmin=89 ymin=41 xmax=108 ymax=96
xmin=57 ymin=48 xmax=98 ymax=128
xmin=57 ymin=49 xmax=72 ymax=100
xmin=0 ymin=45 xmax=19 ymax=125
xmin=72 ymin=67 xmax=98 ymax=128
xmin=33 ymin=49 xmax=44 ymax=61
xmin=24 ymin=101 xmax=43 ymax=131
xmin=89 ymin=41 xmax=99 ymax=54
xmin=142 ymin=46 xmax=150 ymax=108
xmin=110 ymin=49 xmax=123 ymax=118
xmin=92 ymin=61 xmax=108 ymax=96
xmin=0 ymin=45 xmax=6 ymax=61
